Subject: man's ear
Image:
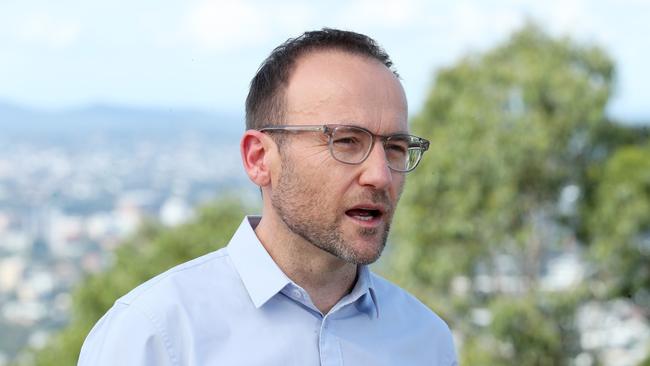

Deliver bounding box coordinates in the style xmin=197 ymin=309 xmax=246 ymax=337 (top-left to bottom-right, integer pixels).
xmin=240 ymin=130 xmax=274 ymax=187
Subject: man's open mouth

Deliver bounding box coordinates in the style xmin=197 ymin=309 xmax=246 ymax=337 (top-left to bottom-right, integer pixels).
xmin=345 ymin=208 xmax=383 ymax=221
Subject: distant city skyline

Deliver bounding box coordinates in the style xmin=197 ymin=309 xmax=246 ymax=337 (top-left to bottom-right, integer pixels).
xmin=1 ymin=0 xmax=649 ymax=123
xmin=0 ymin=131 xmax=249 ymax=362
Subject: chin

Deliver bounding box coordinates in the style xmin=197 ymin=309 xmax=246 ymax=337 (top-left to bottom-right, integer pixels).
xmin=353 ymin=253 xmax=383 ymax=265
xmin=345 ymin=239 xmax=385 ymax=265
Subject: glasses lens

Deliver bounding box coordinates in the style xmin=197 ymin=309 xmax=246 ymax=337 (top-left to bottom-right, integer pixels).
xmin=330 ymin=126 xmax=372 ymax=164
xmin=385 ymin=135 xmax=423 ymax=171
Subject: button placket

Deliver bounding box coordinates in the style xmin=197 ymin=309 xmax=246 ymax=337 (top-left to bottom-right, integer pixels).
xmin=319 ymin=317 xmax=342 ymax=366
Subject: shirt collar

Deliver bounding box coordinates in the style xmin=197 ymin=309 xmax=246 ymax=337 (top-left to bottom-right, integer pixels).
xmin=227 ymin=215 xmax=380 ymax=318
xmin=227 ymin=216 xmax=291 ymax=308
xmin=349 ymin=265 xmax=380 ymax=319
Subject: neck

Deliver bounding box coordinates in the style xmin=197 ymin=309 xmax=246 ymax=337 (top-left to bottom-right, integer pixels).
xmin=254 ymin=213 xmax=358 ymax=314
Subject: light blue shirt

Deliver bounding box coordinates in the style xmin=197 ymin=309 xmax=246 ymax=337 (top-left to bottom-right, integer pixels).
xmin=78 ymin=216 xmax=457 ymax=365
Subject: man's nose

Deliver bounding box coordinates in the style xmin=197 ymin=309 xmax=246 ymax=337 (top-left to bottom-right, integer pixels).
xmin=357 ymin=141 xmax=393 ymax=189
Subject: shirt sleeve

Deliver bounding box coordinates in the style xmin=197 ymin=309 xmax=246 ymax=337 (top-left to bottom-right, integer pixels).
xmin=78 ymin=302 xmax=175 ymax=366
xmin=445 ymin=327 xmax=459 ymax=366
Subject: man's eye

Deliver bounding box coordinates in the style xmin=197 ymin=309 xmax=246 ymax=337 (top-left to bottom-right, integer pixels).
xmin=333 ymin=137 xmax=359 ymax=145
xmin=386 ymin=143 xmax=407 ymax=153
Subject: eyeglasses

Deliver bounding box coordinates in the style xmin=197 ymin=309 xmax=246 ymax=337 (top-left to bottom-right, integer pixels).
xmin=258 ymin=124 xmax=429 ymax=172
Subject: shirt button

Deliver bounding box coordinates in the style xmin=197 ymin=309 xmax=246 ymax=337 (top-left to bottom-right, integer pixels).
xmin=292 ymin=289 xmax=303 ymax=299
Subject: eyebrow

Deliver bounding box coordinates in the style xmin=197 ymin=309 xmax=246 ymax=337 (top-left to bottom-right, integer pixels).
xmin=334 ymin=121 xmax=410 ymax=136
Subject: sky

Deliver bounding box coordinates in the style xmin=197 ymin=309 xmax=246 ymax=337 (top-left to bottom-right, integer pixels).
xmin=1 ymin=0 xmax=648 ymax=123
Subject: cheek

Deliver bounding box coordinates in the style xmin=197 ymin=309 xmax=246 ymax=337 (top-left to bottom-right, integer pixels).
xmin=392 ymin=174 xmax=406 ymax=199
xmin=269 ymin=162 xmax=286 ymax=190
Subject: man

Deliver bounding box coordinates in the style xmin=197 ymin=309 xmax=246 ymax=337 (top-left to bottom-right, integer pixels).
xmin=79 ymin=28 xmax=457 ymax=365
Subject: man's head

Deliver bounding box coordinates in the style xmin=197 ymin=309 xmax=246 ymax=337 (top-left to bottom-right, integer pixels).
xmin=245 ymin=28 xmax=398 ymax=131
xmin=241 ymin=29 xmax=421 ymax=265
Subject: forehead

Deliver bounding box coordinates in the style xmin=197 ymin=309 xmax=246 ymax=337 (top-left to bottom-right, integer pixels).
xmin=283 ymin=50 xmax=408 ymax=134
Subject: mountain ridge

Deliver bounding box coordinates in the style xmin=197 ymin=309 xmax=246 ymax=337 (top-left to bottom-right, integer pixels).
xmin=0 ymin=101 xmax=244 ymax=144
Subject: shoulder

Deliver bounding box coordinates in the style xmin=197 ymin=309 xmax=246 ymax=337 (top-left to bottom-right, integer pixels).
xmin=95 ymin=246 xmax=242 ymax=337
xmin=117 ymin=247 xmax=234 ymax=307
xmin=79 ymin=248 xmax=241 ymax=365
xmin=79 ymin=300 xmax=175 ymax=365
xmin=369 ymin=272 xmax=457 ymax=364
xmin=370 ymin=271 xmax=452 ymax=334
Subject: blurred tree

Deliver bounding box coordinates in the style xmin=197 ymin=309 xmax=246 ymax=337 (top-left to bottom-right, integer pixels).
xmin=463 ymin=296 xmax=563 ymax=365
xmin=387 ymin=22 xmax=618 ymax=364
xmin=12 ymin=198 xmax=248 ymax=366
xmin=576 ymin=122 xmax=649 ymax=240
xmin=392 ymin=21 xmax=614 ymax=292
xmin=587 ymin=143 xmax=650 ymax=303
xmin=641 ymin=352 xmax=650 ymax=366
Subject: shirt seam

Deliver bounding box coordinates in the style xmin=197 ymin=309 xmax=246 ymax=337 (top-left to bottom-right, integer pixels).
xmin=129 ymin=303 xmax=179 ymax=366
xmin=120 ymin=250 xmax=230 ymax=305
xmin=168 ymin=250 xmax=228 ymax=275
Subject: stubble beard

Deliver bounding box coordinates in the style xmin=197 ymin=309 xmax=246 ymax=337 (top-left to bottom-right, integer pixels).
xmin=271 ymin=153 xmax=392 ymax=265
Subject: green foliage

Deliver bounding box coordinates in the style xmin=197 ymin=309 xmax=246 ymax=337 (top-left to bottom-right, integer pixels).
xmin=641 ymin=351 xmax=650 ymax=366
xmin=386 ymin=22 xmax=635 ymax=364
xmin=392 ymin=22 xmax=614 ymax=292
xmin=576 ymin=122 xmax=650 ymax=241
xmin=458 ymin=288 xmax=587 ymax=366
xmin=467 ymin=296 xmax=563 ymax=365
xmin=13 ymin=198 xmax=248 ymax=366
xmin=587 ymin=143 xmax=650 ymax=300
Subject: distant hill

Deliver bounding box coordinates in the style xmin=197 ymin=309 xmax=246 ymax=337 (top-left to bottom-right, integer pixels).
xmin=0 ymin=101 xmax=244 ymax=145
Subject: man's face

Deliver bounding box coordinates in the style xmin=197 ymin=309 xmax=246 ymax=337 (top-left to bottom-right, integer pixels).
xmin=269 ymin=50 xmax=408 ymax=265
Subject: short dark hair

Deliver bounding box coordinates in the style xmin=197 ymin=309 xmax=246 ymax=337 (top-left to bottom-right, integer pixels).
xmin=245 ymin=28 xmax=398 ymax=131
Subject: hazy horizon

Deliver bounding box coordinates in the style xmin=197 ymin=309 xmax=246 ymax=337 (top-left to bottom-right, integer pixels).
xmin=2 ymin=0 xmax=649 ymax=123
